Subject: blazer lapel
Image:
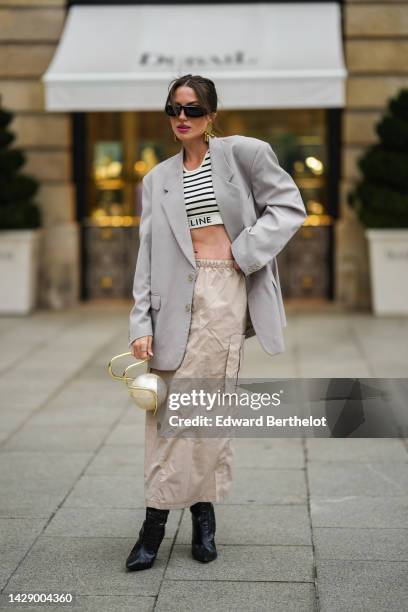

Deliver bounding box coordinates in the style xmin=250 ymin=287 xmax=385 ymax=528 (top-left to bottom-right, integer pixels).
xmin=160 ymin=136 xmax=244 ymax=270
xmin=160 ymin=147 xmax=194 ymax=269
xmin=210 ymin=137 xmax=245 ymax=239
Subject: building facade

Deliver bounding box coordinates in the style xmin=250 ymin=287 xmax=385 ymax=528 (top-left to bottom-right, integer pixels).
xmin=1 ymin=0 xmax=407 ymax=310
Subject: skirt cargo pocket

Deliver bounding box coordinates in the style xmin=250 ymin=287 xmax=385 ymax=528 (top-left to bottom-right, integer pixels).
xmin=225 ymin=333 xmax=245 ymax=381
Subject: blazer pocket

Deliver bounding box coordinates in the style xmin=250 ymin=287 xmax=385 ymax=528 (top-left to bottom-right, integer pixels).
xmin=150 ymin=294 xmax=161 ymax=310
xmin=266 ymin=262 xmax=278 ymax=290
xmin=245 ymin=189 xmax=260 ymax=223
xmin=270 ymin=270 xmax=278 ymax=290
xmin=245 ymin=189 xmax=255 ymax=207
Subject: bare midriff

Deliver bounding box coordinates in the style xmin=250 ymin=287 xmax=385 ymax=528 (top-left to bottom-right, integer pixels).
xmin=190 ymin=224 xmax=233 ymax=260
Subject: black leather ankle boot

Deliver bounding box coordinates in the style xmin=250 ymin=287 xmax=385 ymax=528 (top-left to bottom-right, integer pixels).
xmin=125 ymin=507 xmax=169 ymax=571
xmin=190 ymin=501 xmax=217 ymax=563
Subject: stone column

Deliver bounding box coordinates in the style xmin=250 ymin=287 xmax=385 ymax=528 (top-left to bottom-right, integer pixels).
xmin=0 ymin=0 xmax=80 ymax=309
xmin=338 ymin=1 xmax=408 ymax=309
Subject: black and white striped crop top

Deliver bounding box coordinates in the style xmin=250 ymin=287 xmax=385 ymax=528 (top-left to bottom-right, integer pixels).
xmin=183 ymin=149 xmax=224 ymax=229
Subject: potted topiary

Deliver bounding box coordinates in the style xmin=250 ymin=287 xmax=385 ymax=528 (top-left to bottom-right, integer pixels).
xmin=347 ymin=88 xmax=408 ymax=315
xmin=0 ymin=102 xmax=42 ymax=314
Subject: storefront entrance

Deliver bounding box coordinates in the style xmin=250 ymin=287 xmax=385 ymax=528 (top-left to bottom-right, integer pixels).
xmin=75 ymin=107 xmax=338 ymax=300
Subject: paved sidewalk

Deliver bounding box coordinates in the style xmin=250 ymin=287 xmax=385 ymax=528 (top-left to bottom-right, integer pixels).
xmin=0 ymin=303 xmax=407 ymax=611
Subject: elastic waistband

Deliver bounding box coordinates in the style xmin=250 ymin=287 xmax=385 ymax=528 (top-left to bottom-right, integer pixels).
xmin=195 ymin=258 xmax=236 ymax=269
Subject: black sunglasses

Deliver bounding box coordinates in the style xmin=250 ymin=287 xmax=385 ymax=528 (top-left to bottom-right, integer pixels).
xmin=165 ymin=103 xmax=208 ymax=118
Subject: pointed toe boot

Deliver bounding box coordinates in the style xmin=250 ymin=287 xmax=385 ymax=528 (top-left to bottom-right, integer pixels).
xmin=190 ymin=501 xmax=217 ymax=563
xmin=125 ymin=507 xmax=169 ymax=571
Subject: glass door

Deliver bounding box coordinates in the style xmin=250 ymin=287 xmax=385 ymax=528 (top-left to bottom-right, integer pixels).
xmin=82 ymin=108 xmax=331 ymax=299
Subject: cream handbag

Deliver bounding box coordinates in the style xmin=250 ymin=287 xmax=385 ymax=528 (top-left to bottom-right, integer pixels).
xmin=107 ymin=352 xmax=167 ymax=415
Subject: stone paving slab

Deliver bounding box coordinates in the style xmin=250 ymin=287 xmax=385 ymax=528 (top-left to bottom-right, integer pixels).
xmin=0 ymin=312 xmax=80 ymax=370
xmin=306 ymin=438 xmax=408 ymax=462
xmin=1 ymin=305 xmax=407 ymax=610
xmin=176 ymin=504 xmax=312 ymax=546
xmin=84 ymin=445 xmax=145 ymax=476
xmin=155 ymin=580 xmax=317 ymax=612
xmin=0 ymin=478 xmax=76 ymax=519
xmin=298 ymin=359 xmax=372 ymax=379
xmin=0 ymin=595 xmax=150 ymax=612
xmin=62 ymin=475 xmax=145 ymax=509
xmin=52 ymin=381 xmax=127 ymax=401
xmin=26 ymin=403 xmax=122 ymax=428
xmin=3 ymin=536 xmax=172 ymax=598
xmin=44 ymin=507 xmax=182 ymax=540
xmin=233 ymin=438 xmax=305 ymax=469
xmin=2 ymin=426 xmax=110 ymax=453
xmin=299 ymin=340 xmax=362 ymax=361
xmin=0 ymin=410 xmax=34 ymax=443
xmin=310 ymin=495 xmax=408 ymax=528
xmin=0 ymin=518 xmax=47 ymax=591
xmin=316 ymin=560 xmax=408 ymax=612
xmin=166 ymin=544 xmax=314 ymax=582
xmin=70 ymin=596 xmax=155 ymax=612
xmin=119 ymin=407 xmax=150 ymax=425
xmin=103 ymin=423 xmax=146 ymax=447
xmin=308 ymin=462 xmax=408 ymax=497
xmin=313 ymin=527 xmax=408 ymax=562
xmin=227 ymin=467 xmax=306 ymax=504
xmin=0 ymin=451 xmax=93 ymax=480
xmin=0 ymin=384 xmax=59 ymax=412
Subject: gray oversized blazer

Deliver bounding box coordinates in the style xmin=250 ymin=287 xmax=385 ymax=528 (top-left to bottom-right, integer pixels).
xmin=128 ymin=134 xmax=307 ymax=370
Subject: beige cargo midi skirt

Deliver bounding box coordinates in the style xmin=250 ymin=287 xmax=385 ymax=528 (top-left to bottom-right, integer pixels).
xmin=146 ymin=258 xmax=248 ymax=510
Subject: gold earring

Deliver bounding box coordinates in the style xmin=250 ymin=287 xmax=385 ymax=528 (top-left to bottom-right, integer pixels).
xmin=173 ymin=133 xmax=178 ymax=142
xmin=204 ymin=121 xmax=215 ymax=143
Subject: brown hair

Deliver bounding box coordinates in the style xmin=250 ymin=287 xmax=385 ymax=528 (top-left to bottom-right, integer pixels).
xmin=165 ymin=74 xmax=221 ymax=135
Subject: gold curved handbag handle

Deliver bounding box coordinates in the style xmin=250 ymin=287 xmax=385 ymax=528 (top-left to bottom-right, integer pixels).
xmin=107 ymin=352 xmax=157 ymax=414
xmin=107 ymin=352 xmax=148 ymax=381
xmin=122 ymin=360 xmax=148 ymax=380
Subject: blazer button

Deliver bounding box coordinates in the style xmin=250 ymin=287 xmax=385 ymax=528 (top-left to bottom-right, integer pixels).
xmin=185 ymin=303 xmax=191 ymax=313
xmin=187 ymin=273 xmax=195 ymax=282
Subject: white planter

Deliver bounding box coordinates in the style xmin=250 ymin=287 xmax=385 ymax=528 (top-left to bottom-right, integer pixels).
xmin=366 ymin=229 xmax=408 ymax=315
xmin=0 ymin=229 xmax=42 ymax=315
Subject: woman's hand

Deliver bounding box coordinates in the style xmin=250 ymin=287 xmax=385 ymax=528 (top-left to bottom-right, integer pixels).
xmin=131 ymin=335 xmax=153 ymax=360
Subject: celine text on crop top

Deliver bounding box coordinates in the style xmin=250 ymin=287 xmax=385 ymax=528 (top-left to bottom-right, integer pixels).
xmin=183 ymin=149 xmax=224 ymax=229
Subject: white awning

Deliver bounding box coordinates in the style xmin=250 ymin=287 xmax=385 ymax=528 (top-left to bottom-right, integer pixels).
xmin=42 ymin=2 xmax=347 ymax=111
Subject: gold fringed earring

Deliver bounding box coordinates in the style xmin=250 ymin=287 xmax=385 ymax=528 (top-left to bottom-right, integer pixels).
xmin=173 ymin=133 xmax=178 ymax=142
xmin=204 ymin=121 xmax=215 ymax=143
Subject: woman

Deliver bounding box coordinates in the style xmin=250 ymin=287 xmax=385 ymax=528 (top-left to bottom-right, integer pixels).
xmin=126 ymin=74 xmax=307 ymax=571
